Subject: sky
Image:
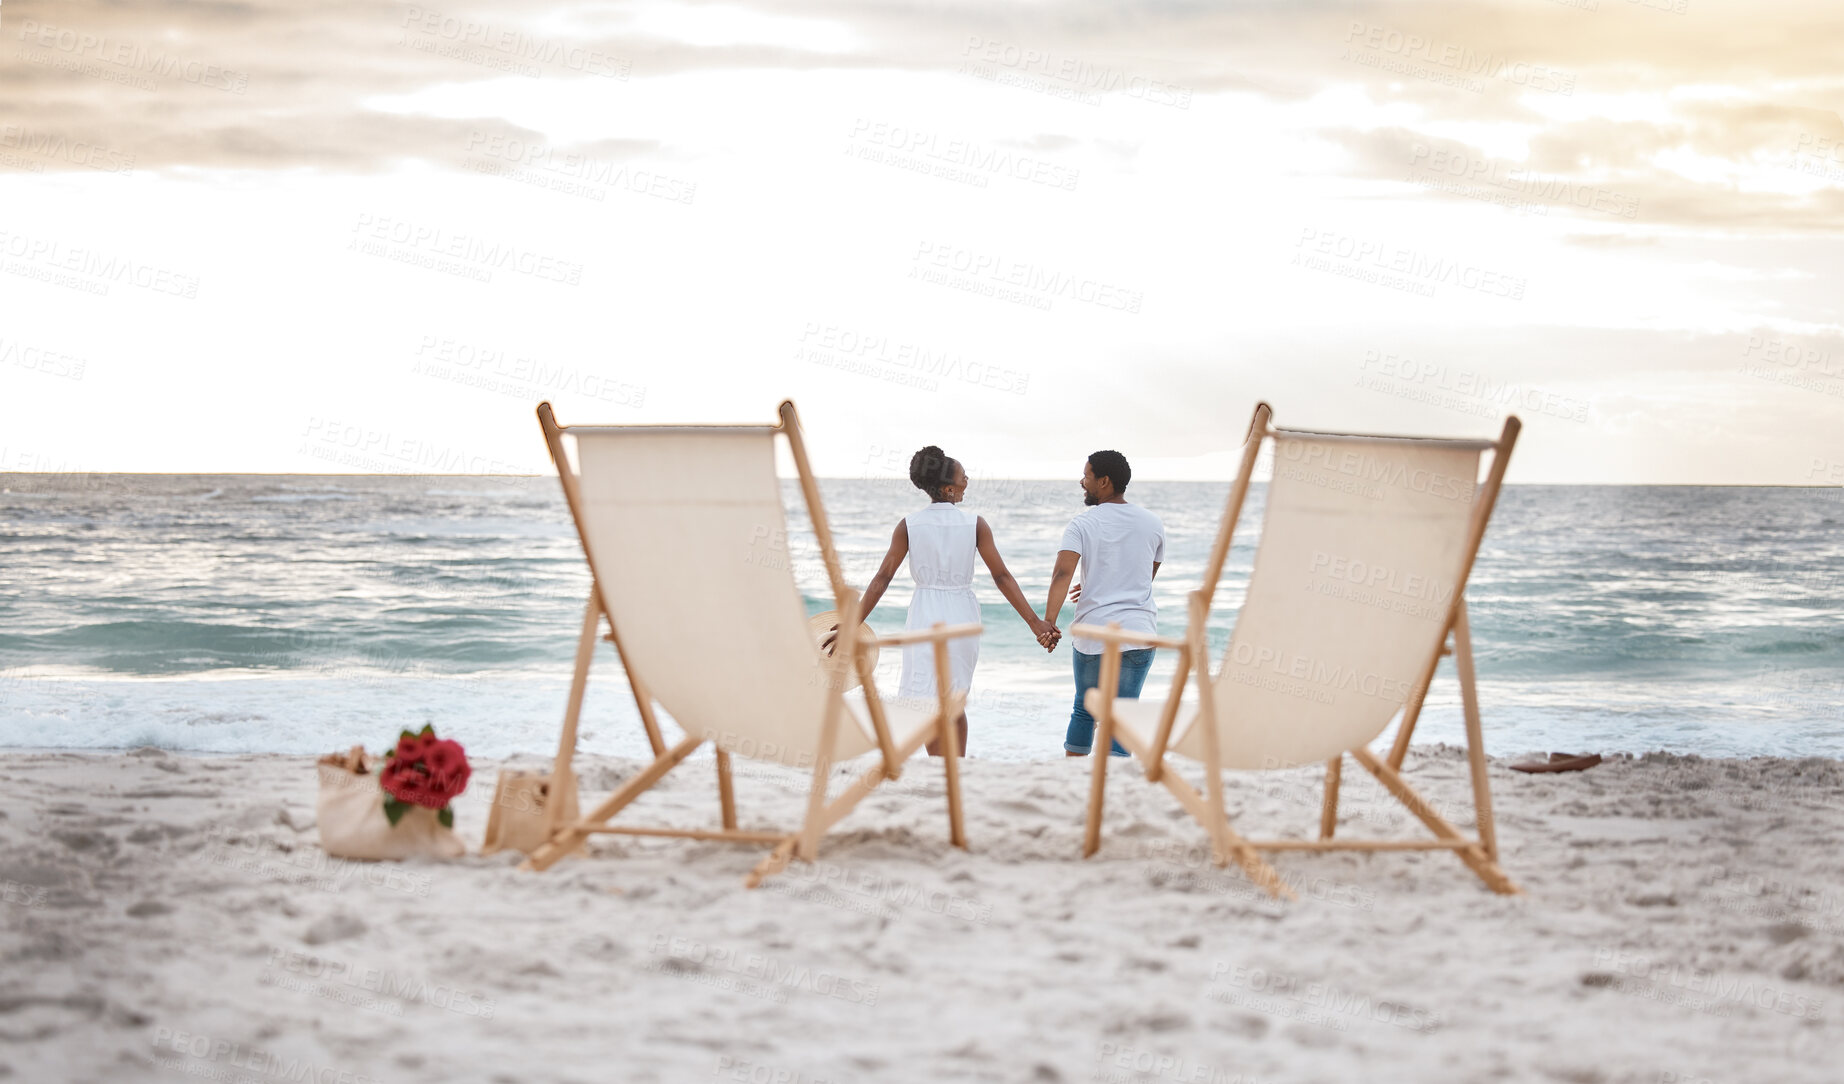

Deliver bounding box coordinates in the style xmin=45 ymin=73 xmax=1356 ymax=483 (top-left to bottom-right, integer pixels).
xmin=1 ymin=0 xmax=1840 ymax=484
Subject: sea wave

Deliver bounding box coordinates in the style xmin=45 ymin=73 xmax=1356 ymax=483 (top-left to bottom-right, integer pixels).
xmin=0 ymin=475 xmax=1839 ymax=756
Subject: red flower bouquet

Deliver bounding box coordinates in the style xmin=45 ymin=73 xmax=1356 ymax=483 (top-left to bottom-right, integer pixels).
xmin=380 ymin=724 xmax=471 ymax=829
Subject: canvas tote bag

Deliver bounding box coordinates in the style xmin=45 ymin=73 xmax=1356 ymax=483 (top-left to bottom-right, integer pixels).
xmin=316 ymin=747 xmax=465 ymax=860
xmin=480 ymin=769 xmax=580 ymax=856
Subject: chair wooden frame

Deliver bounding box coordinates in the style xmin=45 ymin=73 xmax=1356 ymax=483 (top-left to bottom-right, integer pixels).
xmin=1077 ymin=402 xmax=1521 ymax=898
xmin=519 ymin=400 xmax=979 ymax=886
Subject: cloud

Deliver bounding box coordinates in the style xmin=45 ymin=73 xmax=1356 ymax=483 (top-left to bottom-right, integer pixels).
xmin=3 ymin=0 xmax=1842 ymax=240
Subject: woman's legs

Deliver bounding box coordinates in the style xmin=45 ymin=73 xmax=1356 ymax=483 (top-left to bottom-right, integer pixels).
xmin=926 ymin=712 xmax=968 ymax=758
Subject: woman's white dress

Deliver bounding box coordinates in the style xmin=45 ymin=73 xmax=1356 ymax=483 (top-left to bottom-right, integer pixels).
xmin=899 ymin=502 xmax=981 ymax=699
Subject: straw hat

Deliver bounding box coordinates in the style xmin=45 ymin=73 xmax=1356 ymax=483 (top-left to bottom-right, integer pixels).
xmin=808 ymin=610 xmax=880 ymax=690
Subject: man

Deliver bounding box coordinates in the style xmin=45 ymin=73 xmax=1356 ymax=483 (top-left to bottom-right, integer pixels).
xmin=1042 ymin=450 xmax=1165 ymax=757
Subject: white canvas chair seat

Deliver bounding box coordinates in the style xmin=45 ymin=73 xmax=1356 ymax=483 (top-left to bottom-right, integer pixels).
xmin=1076 ymin=403 xmax=1521 ymax=899
xmin=521 ymin=400 xmax=980 ymax=886
xmin=837 ymin=691 xmax=965 ymax=761
xmin=1093 ymin=693 xmax=1199 ymax=755
xmin=669 ymin=690 xmax=955 ymax=766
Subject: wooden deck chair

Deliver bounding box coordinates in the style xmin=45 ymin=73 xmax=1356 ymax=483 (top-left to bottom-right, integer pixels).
xmin=521 ymin=400 xmax=981 ymax=886
xmin=1077 ymin=403 xmax=1520 ymax=898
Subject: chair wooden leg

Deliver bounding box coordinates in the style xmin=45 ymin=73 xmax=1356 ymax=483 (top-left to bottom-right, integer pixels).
xmin=748 ymin=720 xmax=939 ymax=888
xmin=1386 ymin=659 xmax=1436 ymax=771
xmin=1083 ymin=647 xmax=1123 ymax=857
xmin=716 ymin=749 xmax=738 ymax=831
xmin=523 ymin=736 xmax=702 ymax=872
xmin=1351 ymin=748 xmax=1517 ymax=894
xmin=1157 ymin=768 xmax=1294 ymax=900
xmin=1082 ymin=739 xmax=1111 ymax=858
xmin=1108 ymin=721 xmax=1293 ymax=900
xmin=1319 ymin=756 xmax=1342 ymax=841
xmin=480 ymin=771 xmax=510 ymax=856
xmin=939 ymin=713 xmax=967 ymax=849
xmin=1452 ymin=602 xmax=1498 ymax=861
xmin=542 ymin=593 xmax=602 ymax=844
xmin=933 ymin=640 xmax=967 ymax=849
xmin=746 ymin=836 xmax=799 ymax=889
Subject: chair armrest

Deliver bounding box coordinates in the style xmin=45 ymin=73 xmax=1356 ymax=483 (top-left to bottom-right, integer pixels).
xmin=1069 ymin=625 xmax=1186 ymax=650
xmin=875 ymin=623 xmax=983 ymax=646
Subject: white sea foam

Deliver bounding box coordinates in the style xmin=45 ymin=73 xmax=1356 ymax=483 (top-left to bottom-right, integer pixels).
xmin=0 ymin=476 xmax=1839 ymax=756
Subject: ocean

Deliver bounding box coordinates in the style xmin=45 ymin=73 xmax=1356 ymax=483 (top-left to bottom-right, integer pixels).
xmin=1 ymin=474 xmax=1840 ymax=761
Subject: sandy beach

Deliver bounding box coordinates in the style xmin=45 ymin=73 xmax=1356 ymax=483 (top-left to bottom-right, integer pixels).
xmin=2 ymin=744 xmax=1837 ymax=1083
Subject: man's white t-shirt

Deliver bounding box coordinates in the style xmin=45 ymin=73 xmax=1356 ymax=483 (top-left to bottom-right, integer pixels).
xmin=1060 ymin=502 xmax=1166 ymax=655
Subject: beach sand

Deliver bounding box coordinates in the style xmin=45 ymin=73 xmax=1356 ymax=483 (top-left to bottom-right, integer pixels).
xmin=2 ymin=745 xmax=1838 ymax=1083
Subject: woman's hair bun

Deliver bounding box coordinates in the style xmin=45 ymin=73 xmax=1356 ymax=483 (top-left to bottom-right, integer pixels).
xmin=909 ymin=445 xmax=953 ymax=494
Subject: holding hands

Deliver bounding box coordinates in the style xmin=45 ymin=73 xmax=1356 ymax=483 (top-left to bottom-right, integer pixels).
xmin=1027 ymin=581 xmax=1079 ymax=652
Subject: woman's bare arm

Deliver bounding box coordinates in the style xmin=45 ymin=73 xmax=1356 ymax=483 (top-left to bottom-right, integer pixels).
xmin=976 ymin=517 xmax=1054 ymax=644
xmin=825 ymin=520 xmax=907 ymax=653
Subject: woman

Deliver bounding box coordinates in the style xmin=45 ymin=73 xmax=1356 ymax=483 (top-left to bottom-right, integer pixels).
xmin=827 ymin=446 xmax=1058 ymax=756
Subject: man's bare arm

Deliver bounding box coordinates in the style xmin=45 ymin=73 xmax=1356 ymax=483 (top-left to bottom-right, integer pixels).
xmin=1044 ymin=550 xmax=1081 ymax=630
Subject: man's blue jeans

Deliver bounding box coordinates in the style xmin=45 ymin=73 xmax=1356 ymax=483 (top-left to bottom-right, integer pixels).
xmin=1065 ymin=648 xmax=1154 ymax=756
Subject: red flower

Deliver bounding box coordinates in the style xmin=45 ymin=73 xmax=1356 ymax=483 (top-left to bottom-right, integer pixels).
xmin=423 ymin=739 xmax=471 ymax=801
xmin=380 ymin=734 xmax=470 ymax=809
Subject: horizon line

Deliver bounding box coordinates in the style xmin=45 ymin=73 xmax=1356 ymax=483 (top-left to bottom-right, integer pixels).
xmin=1 ymin=471 xmax=1838 ymax=489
